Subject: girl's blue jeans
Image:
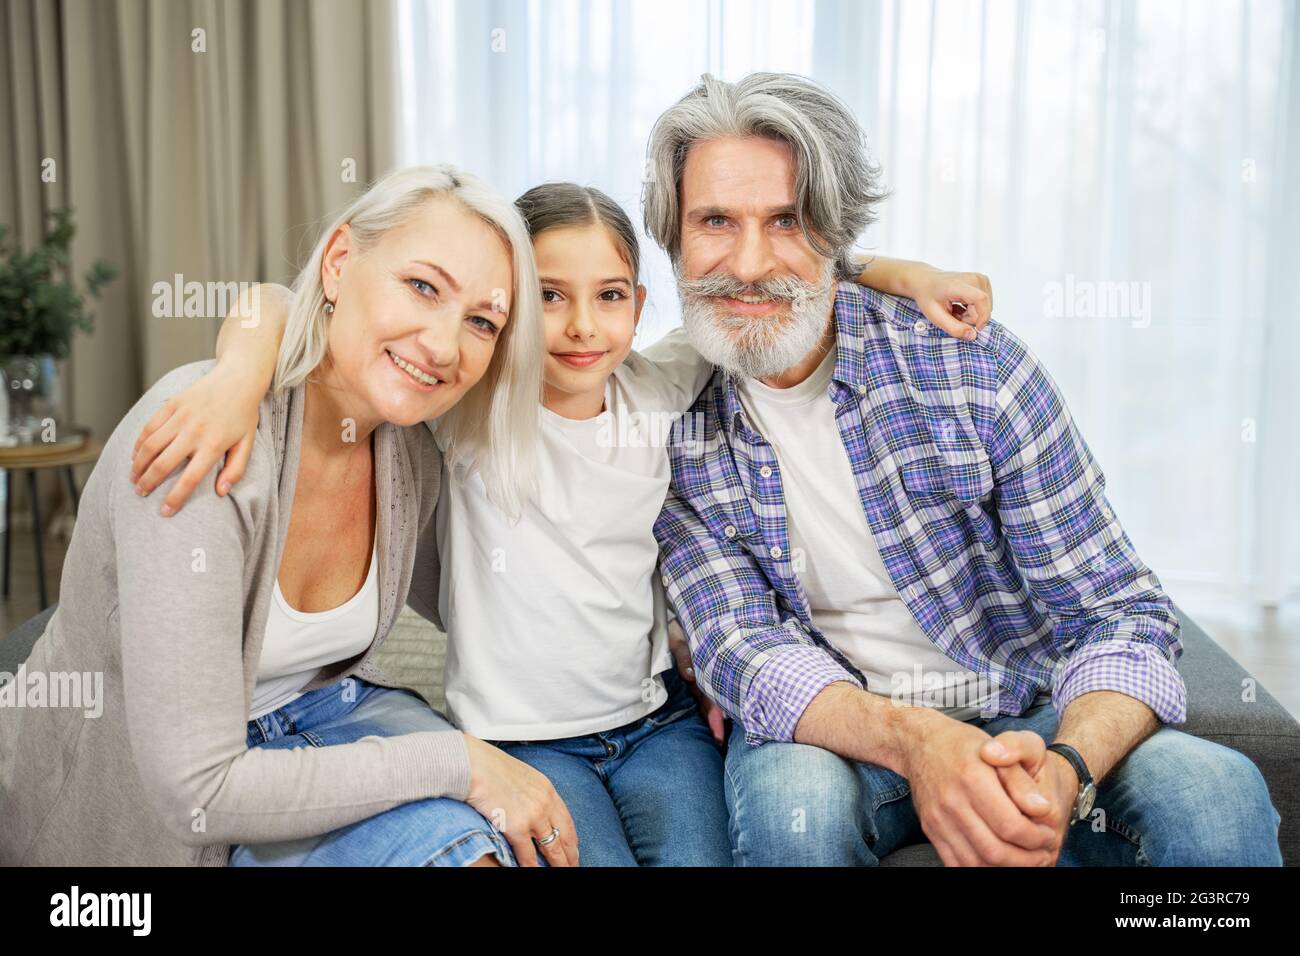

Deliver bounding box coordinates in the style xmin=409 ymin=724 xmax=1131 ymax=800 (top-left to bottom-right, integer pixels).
xmin=488 ymin=666 xmax=733 ymax=867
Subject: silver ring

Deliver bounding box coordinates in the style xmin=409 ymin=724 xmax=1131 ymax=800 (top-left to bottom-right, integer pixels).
xmin=538 ymin=826 xmax=560 ymax=847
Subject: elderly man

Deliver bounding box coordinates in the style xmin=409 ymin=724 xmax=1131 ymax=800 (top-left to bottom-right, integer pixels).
xmin=646 ymin=72 xmax=1281 ymax=866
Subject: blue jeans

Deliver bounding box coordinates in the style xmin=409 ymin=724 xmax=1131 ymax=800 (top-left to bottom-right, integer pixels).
xmin=724 ymin=696 xmax=1283 ymax=866
xmin=489 ymin=668 xmax=732 ymax=866
xmin=229 ymin=678 xmax=516 ymax=867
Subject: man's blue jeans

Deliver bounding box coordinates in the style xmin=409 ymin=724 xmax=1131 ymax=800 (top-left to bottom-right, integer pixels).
xmin=723 ymin=696 xmax=1283 ymax=866
xmin=490 ymin=667 xmax=733 ymax=866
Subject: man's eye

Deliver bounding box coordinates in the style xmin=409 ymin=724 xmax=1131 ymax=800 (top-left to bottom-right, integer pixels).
xmin=409 ymin=278 xmax=437 ymax=297
xmin=775 ymin=215 xmax=798 ymax=228
xmin=706 ymin=215 xmax=728 ymax=228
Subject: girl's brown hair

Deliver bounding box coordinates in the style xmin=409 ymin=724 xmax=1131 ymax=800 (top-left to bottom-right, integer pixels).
xmin=514 ymin=182 xmax=641 ymax=282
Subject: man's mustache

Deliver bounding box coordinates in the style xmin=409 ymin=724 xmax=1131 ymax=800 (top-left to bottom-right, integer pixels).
xmin=676 ymin=271 xmax=825 ymax=303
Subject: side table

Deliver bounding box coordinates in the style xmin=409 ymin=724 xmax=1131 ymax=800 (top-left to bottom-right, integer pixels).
xmin=0 ymin=437 xmax=103 ymax=609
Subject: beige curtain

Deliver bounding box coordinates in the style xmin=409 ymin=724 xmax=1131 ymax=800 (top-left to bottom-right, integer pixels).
xmin=2 ymin=0 xmax=396 ymax=448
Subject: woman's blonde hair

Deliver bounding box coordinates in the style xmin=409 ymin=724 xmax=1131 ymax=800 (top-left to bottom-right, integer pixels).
xmin=274 ymin=164 xmax=542 ymax=517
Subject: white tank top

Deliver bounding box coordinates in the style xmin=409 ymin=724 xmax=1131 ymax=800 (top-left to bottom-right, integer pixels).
xmin=249 ymin=536 xmax=380 ymax=720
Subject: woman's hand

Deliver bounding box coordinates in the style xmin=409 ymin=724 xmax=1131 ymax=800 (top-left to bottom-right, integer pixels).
xmin=910 ymin=269 xmax=993 ymax=341
xmin=463 ymin=734 xmax=580 ymax=867
xmin=129 ymin=363 xmax=262 ymax=516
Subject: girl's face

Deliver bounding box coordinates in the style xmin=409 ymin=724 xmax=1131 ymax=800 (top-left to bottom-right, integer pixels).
xmin=535 ymin=223 xmax=644 ymax=414
xmin=319 ymin=195 xmax=513 ymax=428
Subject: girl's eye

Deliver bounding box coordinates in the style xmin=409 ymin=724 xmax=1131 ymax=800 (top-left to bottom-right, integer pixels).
xmin=599 ymin=289 xmax=627 ymax=301
xmin=409 ymin=278 xmax=438 ymax=297
xmin=467 ymin=315 xmax=499 ymax=335
xmin=541 ymin=288 xmax=562 ymax=303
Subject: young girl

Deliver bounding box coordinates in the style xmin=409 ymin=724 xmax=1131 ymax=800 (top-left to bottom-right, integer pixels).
xmin=130 ymin=183 xmax=991 ymax=865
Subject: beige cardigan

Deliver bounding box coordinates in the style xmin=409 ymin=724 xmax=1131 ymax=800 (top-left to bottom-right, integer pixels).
xmin=0 ymin=361 xmax=467 ymax=866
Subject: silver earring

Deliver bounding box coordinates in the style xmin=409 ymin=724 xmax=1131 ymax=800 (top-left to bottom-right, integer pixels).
xmin=324 ymin=300 xmax=335 ymax=315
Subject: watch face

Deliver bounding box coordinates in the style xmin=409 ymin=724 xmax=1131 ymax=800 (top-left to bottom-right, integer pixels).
xmin=1078 ymin=784 xmax=1098 ymax=821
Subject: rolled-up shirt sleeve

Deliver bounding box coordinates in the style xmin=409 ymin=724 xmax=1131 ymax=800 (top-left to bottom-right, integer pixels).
xmin=1052 ymin=636 xmax=1186 ymax=725
xmin=744 ymin=641 xmax=861 ymax=745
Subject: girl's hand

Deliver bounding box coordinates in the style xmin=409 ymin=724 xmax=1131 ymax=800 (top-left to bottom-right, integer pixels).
xmin=463 ymin=734 xmax=580 ymax=867
xmin=911 ymin=269 xmax=993 ymax=341
xmin=667 ymin=618 xmax=726 ymax=744
xmin=129 ymin=362 xmax=262 ymax=516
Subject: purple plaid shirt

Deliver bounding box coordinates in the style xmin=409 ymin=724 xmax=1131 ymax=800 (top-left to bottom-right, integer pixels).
xmin=654 ymin=281 xmax=1185 ymax=747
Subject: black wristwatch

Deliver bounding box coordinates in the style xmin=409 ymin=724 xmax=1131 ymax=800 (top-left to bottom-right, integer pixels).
xmin=1046 ymin=742 xmax=1097 ymax=825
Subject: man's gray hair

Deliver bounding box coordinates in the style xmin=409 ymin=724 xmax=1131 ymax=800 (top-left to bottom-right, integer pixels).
xmin=642 ymin=72 xmax=887 ymax=278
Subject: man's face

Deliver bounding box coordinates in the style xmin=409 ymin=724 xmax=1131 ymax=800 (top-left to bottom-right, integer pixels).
xmin=676 ymin=135 xmax=836 ymax=380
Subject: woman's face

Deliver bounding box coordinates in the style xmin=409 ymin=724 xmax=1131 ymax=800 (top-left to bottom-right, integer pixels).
xmin=535 ymin=223 xmax=644 ymax=408
xmin=319 ymin=195 xmax=513 ymax=428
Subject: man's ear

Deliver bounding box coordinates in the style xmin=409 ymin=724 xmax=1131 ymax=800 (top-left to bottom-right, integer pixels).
xmin=320 ymin=224 xmax=353 ymax=301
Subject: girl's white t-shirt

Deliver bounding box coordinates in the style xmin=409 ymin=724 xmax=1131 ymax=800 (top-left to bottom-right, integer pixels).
xmin=435 ymin=329 xmax=713 ymax=740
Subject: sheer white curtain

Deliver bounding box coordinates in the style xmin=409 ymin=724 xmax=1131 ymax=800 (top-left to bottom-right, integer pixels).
xmin=395 ymin=0 xmax=1300 ymax=614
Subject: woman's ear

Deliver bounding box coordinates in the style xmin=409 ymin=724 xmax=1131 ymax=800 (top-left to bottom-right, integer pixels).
xmin=634 ymin=284 xmax=647 ymax=327
xmin=320 ymin=224 xmax=354 ymax=302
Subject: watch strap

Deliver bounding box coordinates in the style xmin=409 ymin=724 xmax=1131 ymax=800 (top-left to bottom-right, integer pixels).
xmin=1046 ymin=742 xmax=1092 ymax=787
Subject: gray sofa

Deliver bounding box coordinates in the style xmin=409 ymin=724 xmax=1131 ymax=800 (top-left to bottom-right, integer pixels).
xmin=3 ymin=603 xmax=1296 ymax=865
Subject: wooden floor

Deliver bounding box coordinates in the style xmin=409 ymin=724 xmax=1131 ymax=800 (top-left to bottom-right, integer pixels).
xmin=3 ymin=530 xmax=1296 ymax=723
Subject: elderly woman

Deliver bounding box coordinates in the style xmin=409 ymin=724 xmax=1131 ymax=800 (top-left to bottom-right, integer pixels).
xmin=0 ymin=166 xmax=576 ymax=868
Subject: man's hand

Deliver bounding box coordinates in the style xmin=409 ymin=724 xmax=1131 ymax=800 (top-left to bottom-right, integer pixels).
xmin=902 ymin=711 xmax=1060 ymax=866
xmin=979 ymin=731 xmax=1085 ymax=865
xmin=667 ymin=619 xmax=726 ymax=744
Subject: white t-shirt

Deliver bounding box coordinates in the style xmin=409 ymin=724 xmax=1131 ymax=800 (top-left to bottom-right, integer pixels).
xmin=436 ymin=329 xmax=714 ymax=740
xmin=736 ymin=343 xmax=993 ymax=719
xmin=250 ymin=536 xmax=379 ymax=720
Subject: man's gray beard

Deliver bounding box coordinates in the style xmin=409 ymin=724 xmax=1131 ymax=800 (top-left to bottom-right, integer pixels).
xmin=677 ymin=261 xmax=837 ymax=380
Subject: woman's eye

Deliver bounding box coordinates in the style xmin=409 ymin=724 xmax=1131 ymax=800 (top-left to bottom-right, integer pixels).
xmin=467 ymin=315 xmax=499 ymax=335
xmin=409 ymin=278 xmax=437 ymax=297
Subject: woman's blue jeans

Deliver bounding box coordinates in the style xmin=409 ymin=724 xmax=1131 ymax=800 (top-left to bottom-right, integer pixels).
xmin=229 ymin=678 xmax=514 ymax=867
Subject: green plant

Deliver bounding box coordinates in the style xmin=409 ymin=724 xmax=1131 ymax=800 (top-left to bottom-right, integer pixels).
xmin=0 ymin=208 xmax=117 ymax=359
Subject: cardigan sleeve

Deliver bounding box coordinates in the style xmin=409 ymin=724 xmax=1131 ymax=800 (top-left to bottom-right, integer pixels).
xmin=111 ymin=367 xmax=470 ymax=847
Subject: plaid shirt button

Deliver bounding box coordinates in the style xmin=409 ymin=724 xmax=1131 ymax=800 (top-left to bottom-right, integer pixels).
xmin=769 ymin=546 xmax=782 ymax=559
xmin=759 ymin=465 xmax=772 ymax=477
xmin=913 ymin=320 xmax=928 ymax=334
xmin=724 ymin=525 xmax=737 ymax=538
